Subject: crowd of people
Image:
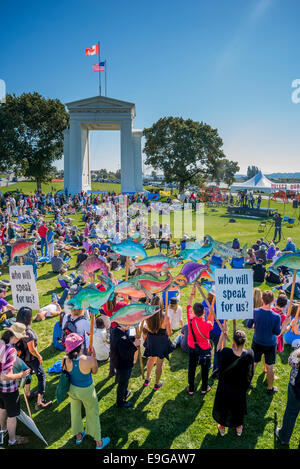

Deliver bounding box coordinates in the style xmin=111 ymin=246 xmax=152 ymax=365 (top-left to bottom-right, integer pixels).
xmin=0 ymin=188 xmax=299 ymax=449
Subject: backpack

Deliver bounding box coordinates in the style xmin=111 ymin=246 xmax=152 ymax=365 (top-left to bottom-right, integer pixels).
xmin=61 ymin=315 xmax=84 ymax=347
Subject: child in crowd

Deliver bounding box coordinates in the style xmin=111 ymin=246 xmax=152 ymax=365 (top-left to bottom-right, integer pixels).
xmin=167 ymin=297 xmax=183 ymax=331
xmin=93 ymin=317 xmax=110 ymax=362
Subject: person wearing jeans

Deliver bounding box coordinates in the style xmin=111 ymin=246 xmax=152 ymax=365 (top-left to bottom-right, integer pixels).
xmin=276 ymin=348 xmax=300 ymax=445
xmin=38 ymin=222 xmax=48 ymax=257
xmin=186 ymin=285 xmax=214 ymax=395
xmin=46 ymin=226 xmax=55 ymax=260
xmin=15 ymin=307 xmax=52 ymax=410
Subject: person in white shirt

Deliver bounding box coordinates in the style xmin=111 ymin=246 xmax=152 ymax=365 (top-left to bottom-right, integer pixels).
xmin=33 ymin=301 xmax=61 ymax=321
xmin=167 ymin=297 xmax=183 ymax=331
xmin=93 ymin=317 xmax=110 ymax=361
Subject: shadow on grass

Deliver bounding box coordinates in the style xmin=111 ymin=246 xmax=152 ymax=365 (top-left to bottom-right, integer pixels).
xmin=200 ymin=371 xmax=275 ymax=449
xmin=278 ymin=345 xmax=292 ymax=366
xmin=169 ymin=348 xmax=189 ymax=372
xmin=38 ymin=344 xmax=63 ymax=362
xmin=37 ymin=271 xmax=57 ymax=281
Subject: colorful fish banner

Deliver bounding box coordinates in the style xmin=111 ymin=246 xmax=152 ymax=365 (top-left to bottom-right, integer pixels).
xmin=11 ymin=239 xmax=33 ymax=259
xmin=178 ymin=239 xmax=213 ymax=262
xmin=172 ymin=262 xmax=211 ymax=288
xmin=206 ymin=235 xmax=247 ymax=260
xmin=77 ymin=255 xmax=109 ymax=282
xmin=135 ymin=255 xmax=182 ymax=273
xmin=110 ymin=238 xmax=147 ymax=259
xmin=67 ymin=278 xmax=114 ymax=314
xmin=110 ymin=303 xmax=160 ymax=326
xmin=134 ymin=271 xmax=173 ymax=294
xmin=114 ymin=279 xmax=147 ymax=299
xmin=269 ymin=253 xmax=300 ymax=273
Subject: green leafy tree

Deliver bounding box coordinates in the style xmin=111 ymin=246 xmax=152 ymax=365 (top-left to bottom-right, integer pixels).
xmin=143 ymin=117 xmax=234 ymax=192
xmin=99 ymin=168 xmax=108 ymax=179
xmin=210 ymin=158 xmax=240 ymax=186
xmin=247 ymin=165 xmax=259 ymax=178
xmin=0 ymin=92 xmax=69 ymax=191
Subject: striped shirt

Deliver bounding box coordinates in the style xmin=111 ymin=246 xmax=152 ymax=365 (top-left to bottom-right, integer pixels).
xmin=0 ymin=342 xmax=18 ymax=393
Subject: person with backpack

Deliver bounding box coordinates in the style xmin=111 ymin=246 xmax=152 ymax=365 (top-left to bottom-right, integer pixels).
xmin=276 ymin=346 xmax=300 ymax=445
xmin=186 ymin=284 xmax=214 ymax=396
xmin=247 ymin=290 xmax=281 ymax=394
xmin=61 ymin=308 xmax=91 ymax=354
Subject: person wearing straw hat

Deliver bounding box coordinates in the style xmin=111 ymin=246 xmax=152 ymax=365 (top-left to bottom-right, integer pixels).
xmin=63 ymin=333 xmax=110 ymax=449
xmin=0 ymin=323 xmax=31 ymax=446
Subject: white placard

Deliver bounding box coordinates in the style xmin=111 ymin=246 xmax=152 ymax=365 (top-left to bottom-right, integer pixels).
xmin=9 ymin=265 xmax=40 ymax=310
xmin=215 ymin=269 xmax=253 ymax=320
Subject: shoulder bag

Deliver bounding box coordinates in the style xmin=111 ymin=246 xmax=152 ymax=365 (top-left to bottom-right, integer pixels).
xmin=56 ymin=357 xmax=71 ymax=405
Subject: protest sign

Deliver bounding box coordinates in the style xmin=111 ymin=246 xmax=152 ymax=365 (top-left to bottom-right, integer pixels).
xmin=215 ymin=269 xmax=253 ymax=320
xmin=9 ymin=265 xmax=39 ymax=310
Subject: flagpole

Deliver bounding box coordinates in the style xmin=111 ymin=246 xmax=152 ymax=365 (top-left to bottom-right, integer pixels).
xmin=98 ymin=41 xmax=101 ymax=96
xmin=105 ymin=60 xmax=107 ymax=97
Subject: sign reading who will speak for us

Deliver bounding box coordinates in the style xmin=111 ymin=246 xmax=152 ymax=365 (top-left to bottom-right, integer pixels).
xmin=215 ymin=269 xmax=253 ymax=320
xmin=9 ymin=265 xmax=40 ymax=311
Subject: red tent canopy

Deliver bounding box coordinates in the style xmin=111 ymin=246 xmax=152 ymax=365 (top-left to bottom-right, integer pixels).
xmin=270 ymin=190 xmax=289 ymax=203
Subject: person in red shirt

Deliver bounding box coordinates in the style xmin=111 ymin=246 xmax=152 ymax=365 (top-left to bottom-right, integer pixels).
xmin=38 ymin=222 xmax=48 ymax=257
xmin=186 ymin=284 xmax=214 ymax=395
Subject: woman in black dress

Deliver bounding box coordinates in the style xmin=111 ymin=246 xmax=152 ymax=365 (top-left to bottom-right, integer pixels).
xmin=212 ymin=329 xmax=254 ymax=437
xmin=143 ymin=296 xmax=173 ymax=391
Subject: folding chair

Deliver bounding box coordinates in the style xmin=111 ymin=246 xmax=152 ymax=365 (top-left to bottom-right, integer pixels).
xmin=231 ymin=257 xmax=245 ymax=269
xmin=287 ymin=218 xmax=295 ymax=228
xmin=58 ymin=279 xmax=70 ymax=290
xmin=258 ymin=222 xmax=266 ymax=232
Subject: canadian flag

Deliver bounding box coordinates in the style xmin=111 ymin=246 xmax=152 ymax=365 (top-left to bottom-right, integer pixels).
xmin=85 ymin=44 xmax=99 ymax=56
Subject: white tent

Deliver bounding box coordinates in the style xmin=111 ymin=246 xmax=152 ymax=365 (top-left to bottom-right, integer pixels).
xmin=230 ymin=171 xmax=276 ymax=194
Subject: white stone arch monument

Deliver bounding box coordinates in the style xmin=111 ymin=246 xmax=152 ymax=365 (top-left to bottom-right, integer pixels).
xmin=63 ymin=96 xmax=143 ymax=195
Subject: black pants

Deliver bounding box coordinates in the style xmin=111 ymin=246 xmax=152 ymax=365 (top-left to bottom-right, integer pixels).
xmin=115 ymin=368 xmax=132 ymax=407
xmin=25 ymin=357 xmax=46 ymax=396
xmin=188 ymin=347 xmax=211 ymax=392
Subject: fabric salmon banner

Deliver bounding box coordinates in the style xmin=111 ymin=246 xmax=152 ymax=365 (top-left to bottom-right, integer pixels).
xmin=9 ymin=265 xmax=39 ymax=310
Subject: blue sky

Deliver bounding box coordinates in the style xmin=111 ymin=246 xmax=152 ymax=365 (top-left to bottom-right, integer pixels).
xmin=1 ymin=0 xmax=300 ymax=174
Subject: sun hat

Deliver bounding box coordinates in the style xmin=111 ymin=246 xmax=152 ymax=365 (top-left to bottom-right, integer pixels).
xmin=7 ymin=322 xmax=28 ymax=339
xmin=65 ymin=333 xmax=84 ymax=354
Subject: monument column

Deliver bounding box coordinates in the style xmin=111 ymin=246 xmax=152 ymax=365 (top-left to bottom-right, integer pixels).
xmin=120 ymin=119 xmax=135 ymax=193
xmin=68 ymin=119 xmax=82 ymax=195
xmin=132 ymin=129 xmax=143 ymax=192
xmin=81 ymin=126 xmax=91 ymax=192
xmin=63 ymin=129 xmax=70 ymax=193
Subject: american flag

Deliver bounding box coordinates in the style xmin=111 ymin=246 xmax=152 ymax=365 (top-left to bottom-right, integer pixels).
xmin=92 ymin=62 xmax=105 ymax=72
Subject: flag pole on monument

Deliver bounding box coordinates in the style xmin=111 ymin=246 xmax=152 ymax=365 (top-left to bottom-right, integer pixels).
xmin=98 ymin=41 xmax=101 ymax=96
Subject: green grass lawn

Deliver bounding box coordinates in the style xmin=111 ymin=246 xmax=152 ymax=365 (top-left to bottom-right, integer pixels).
xmin=1 ymin=195 xmax=299 ymax=450
xmin=0 ymin=180 xmax=159 ymax=196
